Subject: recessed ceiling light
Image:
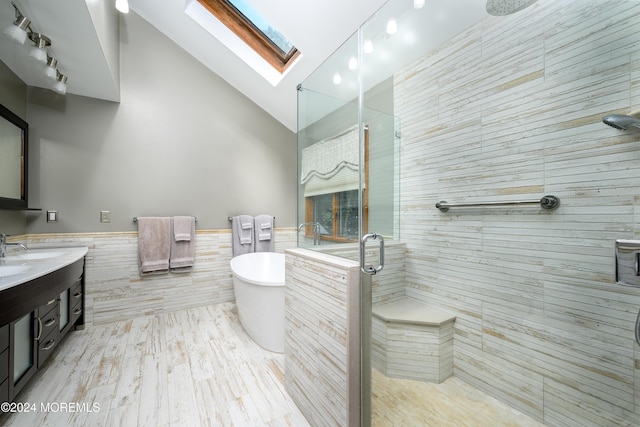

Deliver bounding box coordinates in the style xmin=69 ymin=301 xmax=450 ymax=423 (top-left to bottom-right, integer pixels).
xmin=386 ymin=18 xmax=397 ymax=35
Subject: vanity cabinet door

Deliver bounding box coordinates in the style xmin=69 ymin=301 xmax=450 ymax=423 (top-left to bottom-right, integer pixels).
xmin=9 ymin=312 xmax=37 ymax=400
xmin=0 ymin=324 xmax=8 ymax=403
xmin=59 ymin=288 xmax=70 ymax=337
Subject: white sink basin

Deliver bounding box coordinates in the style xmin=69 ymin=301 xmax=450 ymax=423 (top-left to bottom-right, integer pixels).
xmin=6 ymin=251 xmax=65 ymax=260
xmin=0 ymin=265 xmax=31 ymax=278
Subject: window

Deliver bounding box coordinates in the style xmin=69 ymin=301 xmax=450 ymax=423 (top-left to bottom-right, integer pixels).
xmin=197 ymin=0 xmax=300 ymax=74
xmin=306 ymin=189 xmax=361 ymax=242
xmin=302 ymin=127 xmax=369 ymax=243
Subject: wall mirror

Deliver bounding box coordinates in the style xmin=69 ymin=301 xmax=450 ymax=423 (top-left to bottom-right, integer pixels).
xmin=0 ymin=103 xmax=28 ymax=209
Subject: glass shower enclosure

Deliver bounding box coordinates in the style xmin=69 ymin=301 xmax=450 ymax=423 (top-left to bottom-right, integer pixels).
xmin=296 ymin=1 xmax=405 ymax=424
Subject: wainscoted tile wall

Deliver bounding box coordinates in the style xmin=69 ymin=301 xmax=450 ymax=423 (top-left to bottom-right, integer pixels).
xmin=283 ymin=248 xmax=362 ymax=427
xmin=394 ymin=1 xmax=640 ymax=425
xmin=22 ymin=229 xmax=296 ymax=326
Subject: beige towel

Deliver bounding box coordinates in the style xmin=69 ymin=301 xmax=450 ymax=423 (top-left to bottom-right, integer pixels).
xmin=137 ymin=217 xmax=171 ymax=276
xmin=170 ymin=216 xmax=196 ymax=272
xmin=173 ymin=216 xmax=193 ymax=241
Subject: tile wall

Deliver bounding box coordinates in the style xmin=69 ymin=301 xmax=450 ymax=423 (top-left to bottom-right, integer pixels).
xmin=394 ymin=1 xmax=640 ymax=425
xmin=23 ymin=229 xmax=296 ymax=325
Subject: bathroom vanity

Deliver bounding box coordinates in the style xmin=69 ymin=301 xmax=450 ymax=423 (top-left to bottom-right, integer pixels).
xmin=0 ymin=247 xmax=87 ymax=404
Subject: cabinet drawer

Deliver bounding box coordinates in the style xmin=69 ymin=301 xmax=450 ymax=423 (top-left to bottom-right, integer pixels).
xmin=0 ymin=348 xmax=7 ymax=383
xmin=38 ymin=330 xmax=58 ymax=367
xmin=38 ymin=297 xmax=58 ymax=318
xmin=39 ymin=310 xmax=58 ymax=341
xmin=70 ymin=301 xmax=82 ymax=326
xmin=0 ymin=324 xmax=7 ymax=352
xmin=70 ymin=281 xmax=82 ymax=303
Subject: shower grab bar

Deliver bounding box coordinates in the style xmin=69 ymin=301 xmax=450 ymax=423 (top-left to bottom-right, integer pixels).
xmin=435 ymin=195 xmax=560 ymax=212
xmin=133 ymin=216 xmax=197 ymax=222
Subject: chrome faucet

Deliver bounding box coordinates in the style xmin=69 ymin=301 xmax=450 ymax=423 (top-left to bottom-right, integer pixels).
xmin=298 ymin=222 xmax=321 ymax=245
xmin=0 ymin=234 xmax=27 ymax=258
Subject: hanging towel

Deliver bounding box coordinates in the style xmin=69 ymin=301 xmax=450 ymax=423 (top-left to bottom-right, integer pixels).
xmin=254 ymin=215 xmax=274 ymax=252
xmin=173 ymin=215 xmax=193 ymax=241
xmin=170 ymin=216 xmax=196 ymax=273
xmin=137 ymin=217 xmax=171 ymax=276
xmin=232 ymin=215 xmax=254 ymax=257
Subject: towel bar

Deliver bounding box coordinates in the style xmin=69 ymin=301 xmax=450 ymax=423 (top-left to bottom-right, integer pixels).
xmin=133 ymin=216 xmax=197 ymax=222
xmin=228 ymin=216 xmax=275 ymax=221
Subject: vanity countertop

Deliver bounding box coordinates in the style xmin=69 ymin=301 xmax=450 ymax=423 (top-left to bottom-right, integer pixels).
xmin=0 ymin=247 xmax=88 ymax=292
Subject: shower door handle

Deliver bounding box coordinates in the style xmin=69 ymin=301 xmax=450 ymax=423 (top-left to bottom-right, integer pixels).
xmin=360 ymin=232 xmax=384 ymax=275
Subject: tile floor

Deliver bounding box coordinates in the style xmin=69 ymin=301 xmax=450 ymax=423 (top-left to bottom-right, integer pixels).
xmin=0 ymin=302 xmax=543 ymax=426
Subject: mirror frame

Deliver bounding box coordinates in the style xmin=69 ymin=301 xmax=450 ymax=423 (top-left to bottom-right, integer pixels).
xmin=0 ymin=103 xmax=28 ymax=209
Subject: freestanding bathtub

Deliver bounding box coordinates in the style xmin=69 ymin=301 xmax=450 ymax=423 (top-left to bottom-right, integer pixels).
xmin=230 ymin=252 xmax=285 ymax=353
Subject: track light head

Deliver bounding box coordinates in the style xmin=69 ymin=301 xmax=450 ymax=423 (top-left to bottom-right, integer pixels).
xmin=28 ymin=33 xmax=51 ymax=63
xmin=53 ymin=72 xmax=68 ymax=95
xmin=4 ymin=14 xmax=30 ymax=44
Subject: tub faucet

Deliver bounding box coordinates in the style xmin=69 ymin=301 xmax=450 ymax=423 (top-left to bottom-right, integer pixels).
xmin=298 ymin=222 xmax=321 ymax=245
xmin=0 ymin=234 xmax=27 ymax=258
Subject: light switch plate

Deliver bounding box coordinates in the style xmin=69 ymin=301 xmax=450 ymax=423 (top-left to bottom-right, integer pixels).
xmin=100 ymin=210 xmax=111 ymax=223
xmin=46 ymin=210 xmax=57 ymax=223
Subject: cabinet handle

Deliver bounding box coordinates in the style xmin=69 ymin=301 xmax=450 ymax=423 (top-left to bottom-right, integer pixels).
xmin=36 ymin=317 xmax=42 ymax=340
xmin=46 ymin=298 xmax=56 ymax=306
xmin=72 ymin=308 xmax=82 ymax=315
xmin=44 ymin=318 xmax=56 ymax=327
xmin=73 ymin=292 xmax=82 ymax=299
xmin=42 ymin=339 xmax=56 ymax=351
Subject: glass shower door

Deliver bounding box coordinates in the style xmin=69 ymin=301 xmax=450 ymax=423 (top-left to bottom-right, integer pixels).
xmin=296 ymin=13 xmax=401 ymax=425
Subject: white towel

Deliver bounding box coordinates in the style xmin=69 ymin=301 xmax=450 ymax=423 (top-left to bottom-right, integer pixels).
xmin=232 ymin=215 xmax=254 ymax=257
xmin=137 ymin=217 xmax=171 ymax=276
xmin=170 ymin=216 xmax=196 ymax=272
xmin=253 ymin=215 xmax=274 ymax=252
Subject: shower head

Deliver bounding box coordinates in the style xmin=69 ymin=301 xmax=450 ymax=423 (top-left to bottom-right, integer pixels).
xmin=602 ymin=114 xmax=640 ymax=131
xmin=486 ymin=0 xmax=539 ymax=16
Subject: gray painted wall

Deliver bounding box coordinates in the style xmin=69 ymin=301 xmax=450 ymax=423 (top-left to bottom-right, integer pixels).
xmin=23 ymin=11 xmax=296 ymax=234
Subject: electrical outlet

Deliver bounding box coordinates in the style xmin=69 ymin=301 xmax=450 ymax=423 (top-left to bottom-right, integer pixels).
xmin=100 ymin=210 xmax=111 ymax=223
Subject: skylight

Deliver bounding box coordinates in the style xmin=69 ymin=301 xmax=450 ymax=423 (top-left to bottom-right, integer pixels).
xmin=226 ymin=0 xmax=294 ymax=56
xmin=188 ymin=0 xmax=301 ymax=86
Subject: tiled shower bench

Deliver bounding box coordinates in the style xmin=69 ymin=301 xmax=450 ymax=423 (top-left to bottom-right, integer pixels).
xmin=372 ymin=297 xmax=456 ymax=383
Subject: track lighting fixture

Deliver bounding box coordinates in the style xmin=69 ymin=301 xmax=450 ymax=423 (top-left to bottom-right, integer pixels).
xmin=3 ymin=2 xmax=69 ymax=94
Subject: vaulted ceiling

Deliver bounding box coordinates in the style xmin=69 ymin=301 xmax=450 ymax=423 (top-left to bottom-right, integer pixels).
xmin=0 ymin=0 xmax=487 ymax=132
